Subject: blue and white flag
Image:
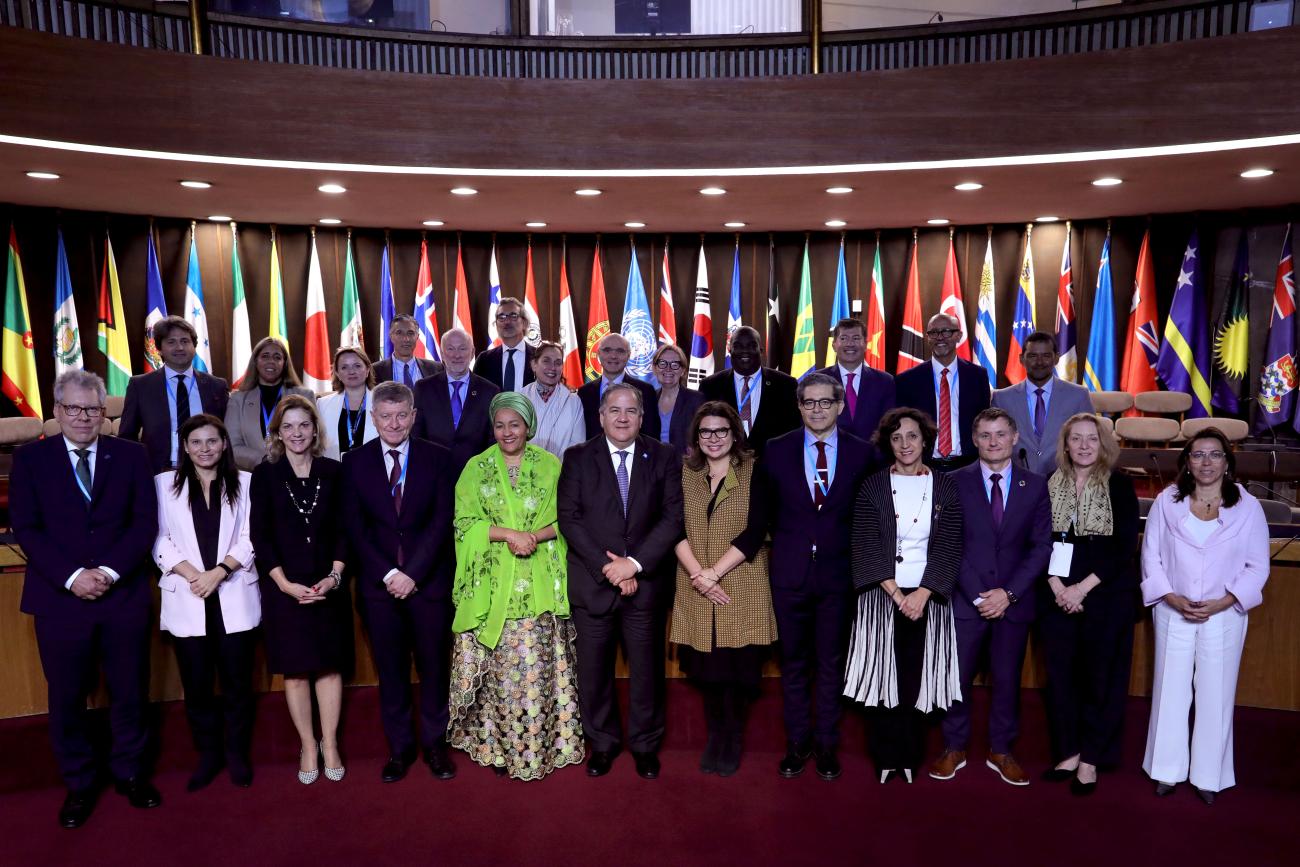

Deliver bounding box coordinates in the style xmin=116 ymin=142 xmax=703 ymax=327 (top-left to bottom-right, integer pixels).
xmin=379 ymin=242 xmax=395 ymax=359
xmin=144 ymin=228 xmax=167 ymax=370
xmin=1083 ymin=232 xmax=1117 ymax=392
xmin=487 ymin=242 xmax=503 ymax=348
xmin=622 ymin=238 xmax=657 ymax=384
xmin=53 ymin=227 xmax=83 ymax=375
xmin=724 ymin=239 xmax=742 ymax=369
xmin=974 ymin=234 xmax=998 ymax=388
xmin=184 ymin=225 xmax=212 ymax=372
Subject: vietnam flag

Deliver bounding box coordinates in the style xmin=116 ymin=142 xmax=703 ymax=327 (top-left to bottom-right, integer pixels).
xmin=3 ymin=226 xmax=42 ymax=418
xmin=302 ymin=228 xmax=332 ymax=394
xmin=585 ymin=242 xmax=610 ymax=381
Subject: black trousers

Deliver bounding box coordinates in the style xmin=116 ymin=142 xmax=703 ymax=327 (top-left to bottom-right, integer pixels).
xmin=571 ymin=600 xmax=666 ymax=754
xmin=869 ymin=594 xmax=930 ymax=772
xmin=1038 ymin=596 xmax=1135 ymax=768
xmin=358 ymin=588 xmax=453 ymax=757
xmin=772 ymin=587 xmax=852 ymax=751
xmin=172 ymin=626 xmax=259 ymax=765
xmin=34 ymin=608 xmax=152 ymax=790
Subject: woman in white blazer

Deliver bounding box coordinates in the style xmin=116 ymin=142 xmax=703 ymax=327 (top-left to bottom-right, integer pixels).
xmin=316 ymin=345 xmax=378 ymax=460
xmin=154 ymin=413 xmax=260 ymax=792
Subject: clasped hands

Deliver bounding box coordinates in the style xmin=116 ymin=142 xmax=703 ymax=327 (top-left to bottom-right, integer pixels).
xmin=70 ymin=568 xmax=114 ymax=600
xmin=1163 ymin=592 xmax=1236 ymax=623
xmin=1049 ymin=575 xmax=1089 ymax=615
xmin=882 ymin=581 xmax=929 ymax=621
xmin=503 ymin=530 xmax=540 ymax=558
xmin=690 ymin=567 xmax=732 ymax=606
xmin=602 ymin=551 xmax=639 ymax=596
xmin=281 ymin=576 xmax=337 ymax=605
xmin=186 ymin=567 xmax=226 ymax=600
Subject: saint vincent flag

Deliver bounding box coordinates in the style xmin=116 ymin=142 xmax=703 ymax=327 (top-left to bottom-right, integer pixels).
xmin=3 ymin=226 xmax=42 ymax=418
xmin=1211 ymin=230 xmax=1251 ymax=414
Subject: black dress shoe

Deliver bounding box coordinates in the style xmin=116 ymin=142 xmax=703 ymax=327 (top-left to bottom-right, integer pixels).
xmin=778 ymin=741 xmax=813 ymax=778
xmin=1042 ymin=767 xmax=1076 ymax=783
xmin=114 ymin=778 xmax=162 ymax=809
xmin=59 ymin=788 xmax=97 ymax=829
xmin=228 ymin=756 xmax=253 ymax=788
xmin=815 ymin=751 xmax=841 ymax=781
xmin=1070 ymin=777 xmax=1097 ymax=797
xmin=699 ymin=734 xmax=722 ymax=775
xmin=1196 ymin=787 xmax=1216 ymax=806
xmin=425 ymin=744 xmax=456 ymax=781
xmin=586 ymin=748 xmax=620 ymax=778
xmin=715 ymin=736 xmax=741 ymax=778
xmin=380 ymin=749 xmax=417 ymax=783
xmin=186 ymin=756 xmax=225 ymax=793
xmin=1154 ymin=781 xmax=1176 ymax=797
xmin=632 ymin=751 xmax=660 ymax=780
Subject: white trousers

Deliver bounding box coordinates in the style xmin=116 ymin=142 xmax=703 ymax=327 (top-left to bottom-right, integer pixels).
xmin=1142 ymin=601 xmax=1248 ymax=793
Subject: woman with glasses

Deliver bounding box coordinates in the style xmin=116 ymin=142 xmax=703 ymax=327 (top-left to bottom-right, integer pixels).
xmin=1141 ymin=428 xmax=1269 ymax=805
xmin=520 ymin=340 xmax=585 ymax=458
xmin=317 ymin=346 xmax=377 ymax=460
xmin=226 ymin=336 xmax=315 ymax=470
xmin=671 ymin=401 xmax=775 ymax=776
xmin=654 ymin=342 xmax=705 ymax=454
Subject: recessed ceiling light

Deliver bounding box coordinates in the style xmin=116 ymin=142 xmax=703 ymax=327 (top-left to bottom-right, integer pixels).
xmin=25 ymin=171 xmax=59 ymax=180
xmin=1036 ymin=215 xmax=1061 ymax=223
xmin=207 ymin=215 xmax=233 ymax=222
xmin=574 ymin=188 xmax=602 ymax=196
xmin=825 ymin=220 xmax=847 ymax=228
xmin=1241 ymin=168 xmax=1274 ymax=178
xmin=451 ymin=187 xmax=478 ymax=196
xmin=927 ymin=218 xmax=950 ymax=225
xmin=319 ymin=218 xmax=342 ymax=225
xmin=1092 ymin=177 xmax=1123 ymax=187
xmin=318 ymin=183 xmax=347 ymax=194
xmin=954 ymin=182 xmax=983 ymax=191
xmin=826 ymin=186 xmax=853 ymax=194
xmin=179 ymin=180 xmax=211 ymax=189
xmin=699 ymin=187 xmax=726 ymax=196
xmin=422 ymin=220 xmax=445 ymax=227
xmin=525 ymin=221 xmax=547 ymax=228
xmin=724 ymin=222 xmax=746 ymax=228
xmin=625 ymin=221 xmax=646 ymax=229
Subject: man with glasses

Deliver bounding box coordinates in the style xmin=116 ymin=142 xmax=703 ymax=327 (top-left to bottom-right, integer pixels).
xmin=412 ymin=328 xmax=499 ymax=476
xmin=474 ymin=297 xmax=535 ymax=393
xmin=895 ymin=313 xmax=990 ymax=471
xmin=758 ymin=373 xmax=871 ymax=781
xmin=119 ymin=315 xmax=229 ymax=473
xmin=577 ymin=332 xmax=661 ymax=441
xmin=816 ymin=317 xmax=895 ymax=467
xmin=991 ymin=331 xmax=1093 ymax=477
xmin=373 ymin=314 xmax=443 ymax=387
xmin=700 ymin=326 xmax=799 ymax=456
xmin=11 ymin=370 xmax=161 ymax=828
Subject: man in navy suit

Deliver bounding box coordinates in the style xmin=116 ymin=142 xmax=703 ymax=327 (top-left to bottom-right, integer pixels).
xmin=577 ymin=333 xmax=660 ymax=441
xmin=894 ymin=313 xmax=990 ymax=472
xmin=816 ymin=317 xmax=895 ymax=467
xmin=474 ymin=297 xmax=536 ymax=392
xmin=11 ymin=370 xmax=160 ymax=828
xmin=700 ymin=326 xmax=800 ymax=456
xmin=343 ymin=381 xmax=457 ymax=783
xmin=929 ymin=407 xmax=1052 ymax=786
xmin=413 ymin=328 xmax=500 ymax=477
xmin=759 ymin=372 xmax=871 ymax=781
xmin=372 ymin=314 xmax=444 ymax=386
xmin=119 ymin=316 xmax=229 ymax=473
xmin=558 ymin=383 xmax=683 ymax=780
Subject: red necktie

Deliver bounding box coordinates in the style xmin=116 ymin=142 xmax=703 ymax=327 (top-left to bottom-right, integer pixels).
xmin=814 ymin=441 xmax=828 ymax=508
xmin=938 ymin=368 xmax=953 ymax=458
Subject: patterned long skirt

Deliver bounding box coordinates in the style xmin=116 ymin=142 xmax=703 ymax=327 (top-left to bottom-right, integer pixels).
xmin=448 ymin=612 xmax=585 ymax=780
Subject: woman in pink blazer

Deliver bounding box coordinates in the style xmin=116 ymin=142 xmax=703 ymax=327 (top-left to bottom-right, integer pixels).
xmin=153 ymin=414 xmax=260 ymax=791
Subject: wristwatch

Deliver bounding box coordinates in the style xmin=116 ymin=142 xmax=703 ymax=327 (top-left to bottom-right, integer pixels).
xmin=217 ymin=562 xmax=233 ymax=578
xmin=1004 ymin=588 xmax=1018 ymax=605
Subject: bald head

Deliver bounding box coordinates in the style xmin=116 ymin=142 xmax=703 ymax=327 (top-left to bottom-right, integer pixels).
xmin=925 ymin=313 xmax=961 ymax=365
xmin=441 ymin=328 xmax=474 ymax=377
xmin=730 ymin=326 xmax=763 ymax=376
xmin=598 ymin=332 xmax=631 ymax=378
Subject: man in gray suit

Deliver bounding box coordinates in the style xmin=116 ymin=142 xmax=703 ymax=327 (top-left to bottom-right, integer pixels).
xmin=991 ymin=331 xmax=1094 ymax=477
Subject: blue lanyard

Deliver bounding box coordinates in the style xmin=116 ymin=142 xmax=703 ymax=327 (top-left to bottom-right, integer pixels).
xmin=71 ymin=452 xmax=92 ymax=502
xmin=343 ymin=391 xmax=367 ymax=449
xmin=390 ymin=449 xmax=409 ymax=498
xmin=260 ymin=385 xmax=283 ymax=434
xmin=736 ymin=376 xmax=756 ymax=415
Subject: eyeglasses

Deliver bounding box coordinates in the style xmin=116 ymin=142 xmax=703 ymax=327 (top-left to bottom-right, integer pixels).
xmin=1190 ymin=450 xmax=1227 ymax=462
xmin=698 ymin=426 xmax=732 ymax=440
xmin=799 ymin=398 xmax=841 ymax=410
xmin=655 ymin=360 xmax=683 ymax=371
xmin=59 ymin=403 xmax=105 ymax=418
xmin=926 ymin=328 xmax=959 ymax=339
xmin=495 ymin=312 xmax=521 ymax=321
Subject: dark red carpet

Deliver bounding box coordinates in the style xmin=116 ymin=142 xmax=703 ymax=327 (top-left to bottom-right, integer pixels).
xmin=1 ymin=681 xmax=1296 ymax=867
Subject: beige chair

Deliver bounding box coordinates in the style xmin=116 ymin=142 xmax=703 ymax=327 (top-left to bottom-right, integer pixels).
xmin=1115 ymin=416 xmax=1180 ymax=444
xmin=42 ymin=418 xmax=60 ymax=438
xmin=1090 ymin=391 xmax=1134 ymax=415
xmin=105 ymin=395 xmax=125 ymax=419
xmin=39 ymin=418 xmax=114 ymax=438
xmin=1094 ymin=416 xmax=1115 ymax=435
xmin=0 ymin=417 xmax=43 ymax=446
xmin=1181 ymin=417 xmax=1249 ymax=442
xmin=1134 ymin=391 xmax=1193 ymax=415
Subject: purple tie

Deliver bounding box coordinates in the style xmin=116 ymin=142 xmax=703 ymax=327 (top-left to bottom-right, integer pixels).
xmin=990 ymin=473 xmax=1004 ymax=529
xmin=451 ymin=380 xmax=464 ymax=429
xmin=1034 ymin=387 xmax=1046 ymax=439
xmin=844 ymin=371 xmax=858 ymax=419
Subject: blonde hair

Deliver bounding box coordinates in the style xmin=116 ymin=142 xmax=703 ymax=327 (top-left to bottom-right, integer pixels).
xmin=1055 ymin=412 xmax=1119 ymax=482
xmin=266 ymin=394 xmax=325 ymax=461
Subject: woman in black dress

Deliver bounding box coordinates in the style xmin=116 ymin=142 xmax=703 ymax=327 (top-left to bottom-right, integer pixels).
xmin=250 ymin=394 xmax=352 ymax=785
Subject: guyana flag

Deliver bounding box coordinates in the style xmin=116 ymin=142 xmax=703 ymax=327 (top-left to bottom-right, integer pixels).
xmin=98 ymin=232 xmax=132 ymax=396
xmin=3 ymin=226 xmax=42 ymax=418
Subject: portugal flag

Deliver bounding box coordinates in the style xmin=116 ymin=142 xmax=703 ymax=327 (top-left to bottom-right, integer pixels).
xmin=3 ymin=226 xmax=42 ymax=418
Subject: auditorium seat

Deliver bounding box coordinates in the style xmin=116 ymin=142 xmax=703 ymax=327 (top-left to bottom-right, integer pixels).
xmin=1182 ymin=417 xmax=1249 ymax=442
xmin=1094 ymin=416 xmax=1115 ymax=434
xmin=1138 ymin=496 xmax=1154 ymax=518
xmin=1257 ymin=497 xmax=1292 ymax=523
xmin=0 ymin=418 xmax=43 ymax=448
xmin=1134 ymin=390 xmax=1193 ymax=416
xmin=1089 ymin=391 xmax=1134 ymax=416
xmin=1116 ymin=416 xmax=1179 ymax=444
xmin=105 ymin=395 xmax=125 ymax=419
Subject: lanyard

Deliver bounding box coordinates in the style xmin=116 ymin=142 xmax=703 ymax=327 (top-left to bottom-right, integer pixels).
xmin=389 ymin=449 xmax=409 ymax=498
xmin=343 ymin=391 xmax=366 ymax=449
xmin=260 ymin=385 xmax=283 ymax=434
xmin=736 ymin=376 xmax=756 ymax=414
xmin=72 ymin=453 xmax=93 ymax=502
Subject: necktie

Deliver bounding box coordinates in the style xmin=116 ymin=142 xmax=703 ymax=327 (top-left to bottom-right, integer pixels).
xmin=74 ymin=449 xmax=92 ymax=501
xmin=740 ymin=376 xmax=753 ymax=432
xmin=990 ymin=473 xmax=1004 ymax=529
xmin=844 ymin=371 xmax=858 ymax=419
xmin=451 ymin=381 xmax=464 ymax=429
xmin=388 ymin=449 xmax=404 ymax=564
xmin=503 ymin=348 xmax=517 ymax=392
xmin=402 ymin=361 xmax=414 ymax=388
xmin=814 ymin=440 xmax=828 ymax=508
xmin=1034 ymin=387 xmax=1046 ymax=439
xmin=616 ymin=450 xmax=630 ymax=516
xmin=937 ymin=368 xmax=952 ymax=458
xmin=174 ymin=374 xmax=191 ymax=456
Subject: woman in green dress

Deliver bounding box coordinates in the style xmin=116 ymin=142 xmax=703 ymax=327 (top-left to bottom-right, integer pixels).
xmin=448 ymin=391 xmax=584 ymax=780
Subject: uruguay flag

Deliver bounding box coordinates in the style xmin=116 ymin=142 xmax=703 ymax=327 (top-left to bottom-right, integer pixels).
xmin=184 ymin=225 xmax=212 ymax=372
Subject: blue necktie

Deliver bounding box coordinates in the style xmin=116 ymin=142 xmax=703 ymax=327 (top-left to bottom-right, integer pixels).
xmin=451 ymin=381 xmax=464 ymax=429
xmin=616 ymin=450 xmax=630 ymax=515
xmin=402 ymin=361 xmax=414 ymax=388
xmin=503 ymin=348 xmax=517 ymax=392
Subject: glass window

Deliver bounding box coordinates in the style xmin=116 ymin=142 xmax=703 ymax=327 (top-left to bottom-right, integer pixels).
xmin=531 ymin=0 xmax=800 ymax=37
xmin=823 ymin=0 xmax=1119 ymax=31
xmin=212 ymin=0 xmax=512 ymax=34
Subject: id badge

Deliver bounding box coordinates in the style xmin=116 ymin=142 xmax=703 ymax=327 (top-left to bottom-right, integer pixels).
xmin=1049 ymin=541 xmax=1074 ymax=577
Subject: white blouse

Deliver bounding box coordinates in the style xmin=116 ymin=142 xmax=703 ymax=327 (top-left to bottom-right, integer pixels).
xmin=892 ymin=472 xmax=933 ymax=589
xmin=1182 ymin=513 xmax=1219 ymax=545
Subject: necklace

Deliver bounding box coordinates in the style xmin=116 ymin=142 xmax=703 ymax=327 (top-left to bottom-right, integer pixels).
xmin=891 ymin=472 xmax=931 ymax=564
xmin=284 ymin=477 xmax=322 ymax=543
xmin=1193 ymin=494 xmax=1221 ymax=517
xmin=506 ymin=460 xmax=522 ymax=485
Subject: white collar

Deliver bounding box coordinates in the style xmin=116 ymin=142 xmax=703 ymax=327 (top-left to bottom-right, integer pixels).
xmin=381 ymin=438 xmax=411 ymax=457
xmin=838 ymin=363 xmax=864 ymax=379
xmin=930 ymin=357 xmax=957 ymax=376
xmin=606 ymin=437 xmax=636 ymax=456
xmin=63 ymin=435 xmax=98 ymax=454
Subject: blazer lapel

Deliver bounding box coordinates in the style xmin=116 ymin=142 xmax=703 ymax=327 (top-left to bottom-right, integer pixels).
xmin=89 ymin=439 xmax=113 ymax=506
xmin=625 ymin=441 xmax=651 ymax=517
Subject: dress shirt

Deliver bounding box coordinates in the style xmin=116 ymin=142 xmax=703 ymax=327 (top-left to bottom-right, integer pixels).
xmin=62 ymin=436 xmax=121 ymax=589
xmin=166 ymin=364 xmax=204 ymax=466
xmin=605 ymin=437 xmax=642 ymax=572
xmin=447 ymin=372 xmax=472 ymax=401
xmin=500 ymin=341 xmax=526 ymax=393
xmin=1026 ymin=376 xmax=1055 ymax=429
xmin=391 ymin=357 xmax=424 ymax=385
xmin=838 ymin=363 xmax=863 ymax=394
xmin=734 ymin=370 xmax=763 ymax=434
xmin=381 ymin=438 xmax=413 ymax=585
xmin=979 ymin=461 xmax=1013 ymax=505
xmin=598 ymin=372 xmax=626 ymax=399
xmin=802 ymin=428 xmax=838 ymax=500
xmin=930 ymin=357 xmax=961 ymax=458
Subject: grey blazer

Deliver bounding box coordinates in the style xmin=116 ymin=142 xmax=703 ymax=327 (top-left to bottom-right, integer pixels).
xmin=991 ymin=377 xmax=1094 ymax=477
xmin=226 ymin=385 xmax=316 ymax=470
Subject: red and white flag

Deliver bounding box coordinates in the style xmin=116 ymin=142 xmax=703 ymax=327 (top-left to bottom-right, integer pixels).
xmin=557 ymin=241 xmax=583 ymax=387
xmin=523 ymin=242 xmax=542 ymax=346
xmin=659 ymin=240 xmax=677 ymax=345
xmin=897 ymin=233 xmax=925 ymax=373
xmin=302 ymin=229 xmax=331 ymax=394
xmin=1120 ymin=228 xmax=1160 ymax=415
xmin=939 ymin=231 xmax=971 ymax=361
xmin=452 ymin=238 xmax=474 ymax=345
xmin=413 ymin=238 xmax=442 ymax=362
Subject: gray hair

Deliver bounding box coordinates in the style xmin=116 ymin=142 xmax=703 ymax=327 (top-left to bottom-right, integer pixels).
xmin=797 ymin=372 xmax=844 ymax=403
xmin=599 ymin=381 xmax=643 ymax=412
xmin=53 ymin=369 xmax=107 ymax=405
xmin=496 ymin=295 xmax=529 ymax=322
xmin=372 ymin=381 xmax=413 ymax=408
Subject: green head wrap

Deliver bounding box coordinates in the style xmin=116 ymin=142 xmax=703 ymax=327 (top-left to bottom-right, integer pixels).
xmin=489 ymin=391 xmax=538 ymax=439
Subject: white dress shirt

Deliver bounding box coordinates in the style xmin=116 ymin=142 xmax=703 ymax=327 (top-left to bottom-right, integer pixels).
xmin=381 ymin=438 xmax=412 ymax=584
xmin=930 ymin=357 xmax=962 ymax=458
xmin=166 ymin=363 xmax=204 ymax=466
xmin=733 ymin=370 xmax=763 ymax=435
xmin=62 ymin=437 xmax=121 ymax=588
xmin=605 ymin=437 xmax=642 ymax=572
xmin=391 ymin=357 xmax=425 ymax=385
xmin=500 ymin=341 xmax=526 ymax=393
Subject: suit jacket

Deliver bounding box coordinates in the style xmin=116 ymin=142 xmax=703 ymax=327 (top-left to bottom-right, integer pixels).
xmin=317 ymin=390 xmax=378 ymax=460
xmin=152 ymin=472 xmax=260 ymax=637
xmin=225 ymin=385 xmax=316 ymax=470
xmin=119 ymin=367 xmax=230 ymax=473
xmin=576 ymin=377 xmax=662 ymax=442
xmin=474 ymin=343 xmax=536 ymax=391
xmin=658 ymin=386 xmax=706 ymax=454
xmin=816 ymin=364 xmax=895 ymax=467
xmin=11 ymin=435 xmax=158 ymax=622
xmin=950 ymin=462 xmax=1052 ymax=623
xmin=341 ymin=437 xmax=455 ymax=599
xmin=992 ymin=378 xmax=1094 ymax=477
xmin=412 ymin=372 xmax=500 ymax=476
xmin=894 ymin=359 xmax=991 ymax=462
xmin=372 ymin=356 xmax=443 ymax=386
xmin=700 ymin=367 xmax=801 ymax=456
xmin=556 ymin=434 xmax=684 ymax=616
xmin=758 ymin=427 xmax=872 ymax=595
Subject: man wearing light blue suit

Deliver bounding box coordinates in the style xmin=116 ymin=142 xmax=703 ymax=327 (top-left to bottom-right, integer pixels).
xmin=991 ymin=332 xmax=1094 ymax=477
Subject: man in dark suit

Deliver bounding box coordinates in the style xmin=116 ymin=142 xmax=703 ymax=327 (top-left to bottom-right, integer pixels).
xmin=759 ymin=372 xmax=871 ymax=781
xmin=342 ymin=381 xmax=457 ymax=783
xmin=372 ymin=314 xmax=444 ymax=386
xmin=11 ymin=370 xmax=161 ymax=828
xmin=557 ymin=383 xmax=683 ymax=780
xmin=412 ymin=328 xmax=499 ymax=476
xmin=576 ymin=333 xmax=660 ymax=441
xmin=119 ymin=315 xmax=229 ymax=473
xmin=474 ymin=296 xmax=536 ymax=392
xmin=991 ymin=331 xmax=1095 ymax=477
xmin=816 ymin=317 xmax=895 ymax=467
xmin=894 ymin=313 xmax=990 ymax=472
xmin=700 ymin=326 xmax=800 ymax=456
xmin=929 ymin=407 xmax=1052 ymax=787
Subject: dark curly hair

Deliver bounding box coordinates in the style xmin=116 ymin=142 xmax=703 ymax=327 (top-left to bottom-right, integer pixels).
xmin=872 ymin=406 xmax=938 ymax=464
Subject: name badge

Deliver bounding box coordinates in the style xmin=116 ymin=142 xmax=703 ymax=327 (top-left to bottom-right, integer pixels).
xmin=1049 ymin=541 xmax=1074 ymax=577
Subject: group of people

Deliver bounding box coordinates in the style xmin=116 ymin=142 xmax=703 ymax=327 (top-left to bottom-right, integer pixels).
xmin=10 ymin=302 xmax=1270 ymax=832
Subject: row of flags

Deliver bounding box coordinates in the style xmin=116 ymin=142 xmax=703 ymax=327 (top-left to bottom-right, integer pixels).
xmin=5 ymin=222 xmax=1299 ymax=435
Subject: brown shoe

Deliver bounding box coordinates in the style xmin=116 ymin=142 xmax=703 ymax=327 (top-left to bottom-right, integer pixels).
xmin=987 ymin=753 xmax=1030 ymax=786
xmin=928 ymin=749 xmax=967 ymax=780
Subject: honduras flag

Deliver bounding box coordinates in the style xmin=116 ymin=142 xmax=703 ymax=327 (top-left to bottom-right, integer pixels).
xmin=184 ymin=225 xmax=212 ymax=372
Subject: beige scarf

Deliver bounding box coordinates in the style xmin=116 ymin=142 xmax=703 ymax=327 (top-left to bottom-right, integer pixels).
xmin=1048 ymin=469 xmax=1113 ymax=536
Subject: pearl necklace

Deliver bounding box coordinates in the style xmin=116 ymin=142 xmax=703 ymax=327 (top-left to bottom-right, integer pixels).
xmin=891 ymin=469 xmax=931 ymax=564
xmin=284 ymin=477 xmax=322 ymax=543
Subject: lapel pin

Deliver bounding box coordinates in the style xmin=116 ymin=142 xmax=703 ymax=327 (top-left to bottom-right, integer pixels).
xmin=1018 ymin=479 xmax=1026 ymax=487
